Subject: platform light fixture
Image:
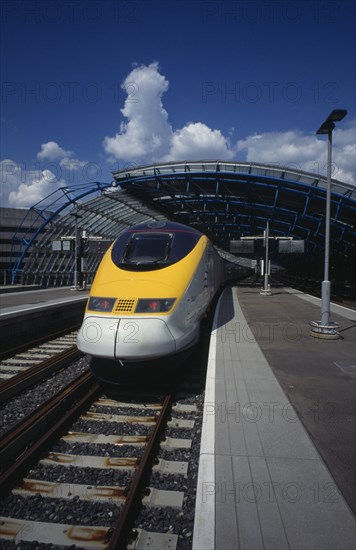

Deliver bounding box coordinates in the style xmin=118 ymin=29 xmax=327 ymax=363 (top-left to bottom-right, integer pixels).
xmin=310 ymin=109 xmax=347 ymax=339
xmin=71 ymin=207 xmax=82 ymax=291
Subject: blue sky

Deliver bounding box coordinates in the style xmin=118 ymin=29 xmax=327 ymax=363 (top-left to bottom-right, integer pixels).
xmin=1 ymin=0 xmax=355 ymax=207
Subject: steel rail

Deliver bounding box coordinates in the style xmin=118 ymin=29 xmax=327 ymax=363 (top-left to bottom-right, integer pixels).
xmin=0 ymin=370 xmax=100 ymax=495
xmin=0 ymin=345 xmax=82 ymax=404
xmin=0 ymin=324 xmax=80 ymax=361
xmin=108 ymin=393 xmax=172 ymax=549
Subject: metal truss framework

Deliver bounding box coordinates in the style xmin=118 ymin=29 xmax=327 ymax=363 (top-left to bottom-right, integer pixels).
xmin=10 ymin=161 xmax=356 ymax=286
xmin=113 ymin=161 xmax=356 ymax=259
xmin=10 ymin=183 xmax=167 ymax=285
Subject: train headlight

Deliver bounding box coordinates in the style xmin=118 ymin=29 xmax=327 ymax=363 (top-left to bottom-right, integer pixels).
xmin=88 ymin=297 xmax=116 ymax=312
xmin=135 ymin=298 xmax=176 ymax=313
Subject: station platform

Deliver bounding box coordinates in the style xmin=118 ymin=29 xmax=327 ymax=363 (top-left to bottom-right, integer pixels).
xmin=193 ymin=286 xmax=356 ymax=550
xmin=0 ymin=286 xmax=89 ymax=317
xmin=0 ymin=287 xmax=89 ymax=352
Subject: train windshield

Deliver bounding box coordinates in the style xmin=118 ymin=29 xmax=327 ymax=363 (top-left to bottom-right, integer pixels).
xmin=123 ymin=233 xmax=172 ymax=265
xmin=111 ymin=224 xmax=202 ymax=271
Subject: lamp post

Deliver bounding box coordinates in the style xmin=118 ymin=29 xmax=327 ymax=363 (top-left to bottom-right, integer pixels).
xmin=310 ymin=109 xmax=347 ymax=339
xmin=72 ymin=208 xmax=82 ymax=291
xmin=260 ymin=220 xmax=271 ymax=295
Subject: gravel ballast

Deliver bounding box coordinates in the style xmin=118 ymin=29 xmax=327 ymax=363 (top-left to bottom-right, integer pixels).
xmin=0 ymin=357 xmax=90 ymax=437
xmin=0 ymin=342 xmax=209 ymax=550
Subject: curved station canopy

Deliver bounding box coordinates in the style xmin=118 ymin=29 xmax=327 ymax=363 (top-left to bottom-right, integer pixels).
xmin=10 ymin=161 xmax=356 ymax=287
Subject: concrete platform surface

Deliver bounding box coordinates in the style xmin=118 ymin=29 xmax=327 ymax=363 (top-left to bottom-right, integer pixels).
xmin=0 ymin=287 xmax=89 ymax=316
xmin=193 ymin=286 xmax=355 ymax=550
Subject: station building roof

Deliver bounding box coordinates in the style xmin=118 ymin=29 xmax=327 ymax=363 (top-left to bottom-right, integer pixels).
xmin=9 ymin=161 xmax=356 ymax=285
xmin=112 ymin=161 xmax=356 ymax=258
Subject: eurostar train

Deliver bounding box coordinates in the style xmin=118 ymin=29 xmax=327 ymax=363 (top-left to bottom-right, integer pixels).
xmin=77 ymin=220 xmax=224 ymax=381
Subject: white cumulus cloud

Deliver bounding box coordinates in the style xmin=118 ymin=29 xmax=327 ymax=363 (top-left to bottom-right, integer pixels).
xmin=237 ymin=125 xmax=356 ymax=184
xmin=37 ymin=140 xmax=86 ymax=170
xmin=103 ymin=63 xmax=355 ymax=186
xmin=1 ymin=141 xmax=87 ymax=207
xmin=0 ymin=159 xmax=66 ymax=208
xmin=103 ymin=62 xmax=237 ymax=163
xmin=162 ymin=122 xmax=235 ymax=161
xmin=0 ymin=159 xmax=22 ymax=206
xmin=37 ymin=141 xmax=71 ymax=161
xmin=103 ymin=62 xmax=173 ymax=162
xmin=330 ymin=125 xmax=356 ymax=184
xmin=237 ymin=131 xmax=325 ymax=169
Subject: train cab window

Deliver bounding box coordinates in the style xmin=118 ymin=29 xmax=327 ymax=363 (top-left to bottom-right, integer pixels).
xmin=111 ymin=224 xmax=202 ymax=271
xmin=124 ymin=233 xmax=172 ymax=264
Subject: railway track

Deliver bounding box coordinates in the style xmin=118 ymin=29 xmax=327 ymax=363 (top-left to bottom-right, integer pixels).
xmin=0 ymin=326 xmax=79 ymax=362
xmin=0 ymin=369 xmax=199 ymax=549
xmin=0 ymin=371 xmax=98 ymax=481
xmin=0 ymin=330 xmax=82 ymax=403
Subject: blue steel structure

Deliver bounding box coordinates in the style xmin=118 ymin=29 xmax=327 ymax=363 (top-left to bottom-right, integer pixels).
xmin=112 ymin=161 xmax=356 ymax=257
xmin=9 ymin=182 xmax=112 ymax=284
xmin=8 ymin=161 xmax=356 ymax=287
